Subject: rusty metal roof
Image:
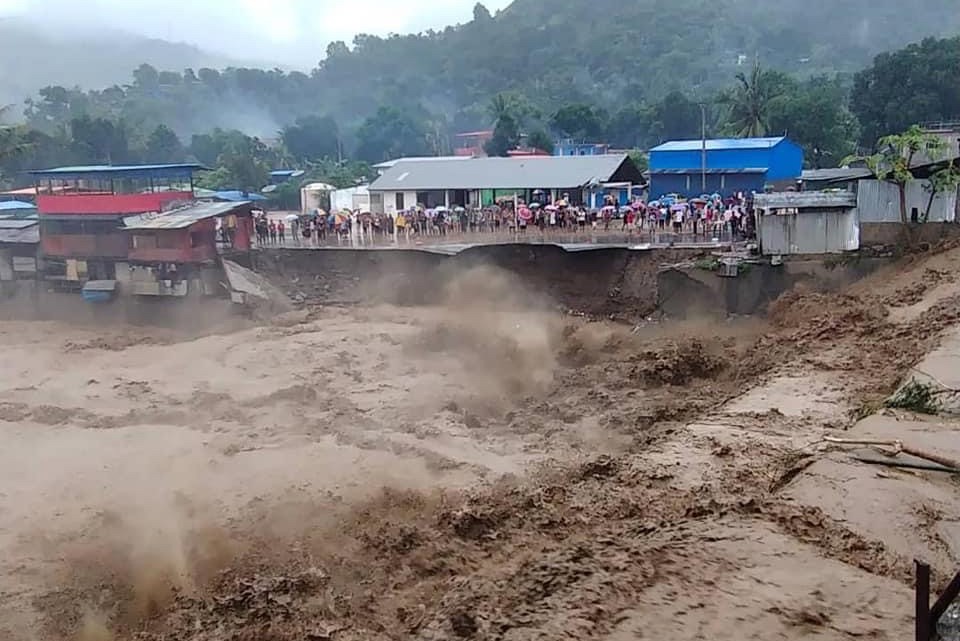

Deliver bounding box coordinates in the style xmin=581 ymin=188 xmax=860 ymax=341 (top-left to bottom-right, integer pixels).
xmin=123 ymin=200 xmax=250 ymax=231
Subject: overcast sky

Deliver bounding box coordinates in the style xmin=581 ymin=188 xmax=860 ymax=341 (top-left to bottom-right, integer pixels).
xmin=0 ymin=0 xmax=513 ymax=66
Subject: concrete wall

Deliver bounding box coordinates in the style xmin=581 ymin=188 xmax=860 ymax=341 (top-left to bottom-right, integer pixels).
xmin=378 ymin=190 xmax=418 ymax=216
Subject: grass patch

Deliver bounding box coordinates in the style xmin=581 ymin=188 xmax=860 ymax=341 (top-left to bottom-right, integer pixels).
xmin=694 ymin=256 xmax=720 ymax=271
xmin=851 ymin=397 xmax=884 ymax=421
xmin=885 ymin=379 xmax=940 ymax=415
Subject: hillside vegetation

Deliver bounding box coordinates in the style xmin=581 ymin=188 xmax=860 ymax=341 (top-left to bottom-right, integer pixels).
xmin=0 ymin=1 xmax=958 ymax=190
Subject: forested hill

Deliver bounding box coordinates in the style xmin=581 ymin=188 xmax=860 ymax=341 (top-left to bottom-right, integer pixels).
xmin=13 ymin=0 xmax=960 ymax=139
xmin=316 ymin=0 xmax=960 ymax=128
xmin=3 ymin=0 xmax=959 ymax=184
xmin=0 ymin=18 xmax=256 ymax=108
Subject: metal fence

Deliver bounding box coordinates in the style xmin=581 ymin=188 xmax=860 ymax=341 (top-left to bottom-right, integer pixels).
xmin=857 ymin=180 xmax=958 ymax=223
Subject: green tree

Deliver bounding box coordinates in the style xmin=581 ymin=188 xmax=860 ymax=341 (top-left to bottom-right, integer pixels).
xmin=195 ymin=166 xmax=234 ymax=190
xmin=281 ymin=115 xmax=340 ymax=162
xmin=144 ymin=124 xmax=184 ymax=162
xmin=852 ymin=36 xmax=960 ymax=146
xmin=355 ymin=106 xmax=430 ymax=162
xmin=647 ymin=91 xmax=703 ymax=145
xmin=923 ymin=162 xmax=960 ymax=222
xmin=768 ymin=76 xmax=859 ymax=168
xmin=550 ymin=103 xmax=607 ymax=141
xmin=485 ymin=114 xmax=519 ymax=156
xmin=484 ymin=93 xmax=525 ymax=156
xmin=0 ymin=107 xmax=33 ymax=185
xmin=69 ymin=115 xmax=131 ymax=163
xmin=844 ymin=125 xmax=947 ymax=241
xmin=718 ymin=62 xmax=791 ymax=138
xmin=220 ymin=150 xmax=269 ymax=194
xmin=627 ymin=149 xmax=649 ymax=173
xmin=526 ymin=129 xmax=554 ymax=153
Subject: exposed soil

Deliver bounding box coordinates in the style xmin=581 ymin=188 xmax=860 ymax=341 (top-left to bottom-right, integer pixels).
xmin=3 ymin=250 xmax=960 ymax=641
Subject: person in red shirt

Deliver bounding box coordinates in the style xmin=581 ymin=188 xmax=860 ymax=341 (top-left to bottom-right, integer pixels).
xmin=277 ymin=220 xmax=286 ymax=244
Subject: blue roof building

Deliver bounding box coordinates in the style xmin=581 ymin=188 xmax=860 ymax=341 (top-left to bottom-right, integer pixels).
xmin=554 ymin=140 xmax=610 ymax=157
xmin=648 ymin=136 xmax=803 ymax=199
xmin=269 ymin=169 xmax=305 ymax=184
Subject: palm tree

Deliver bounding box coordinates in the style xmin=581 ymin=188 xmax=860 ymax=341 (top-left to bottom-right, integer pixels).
xmin=487 ymin=93 xmax=512 ymax=125
xmin=0 ymin=105 xmax=32 ymax=181
xmin=719 ymin=62 xmax=787 ymax=138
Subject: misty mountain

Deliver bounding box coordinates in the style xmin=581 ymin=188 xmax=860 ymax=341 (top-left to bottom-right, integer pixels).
xmin=0 ymin=18 xmax=270 ymax=108
xmin=12 ymin=0 xmax=960 ymax=143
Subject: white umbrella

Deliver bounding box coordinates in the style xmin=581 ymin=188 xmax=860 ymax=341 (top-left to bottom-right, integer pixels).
xmin=284 ymin=214 xmax=299 ymax=222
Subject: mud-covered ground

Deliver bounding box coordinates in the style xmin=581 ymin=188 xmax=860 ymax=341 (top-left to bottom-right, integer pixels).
xmin=3 ymin=253 xmax=960 ymax=640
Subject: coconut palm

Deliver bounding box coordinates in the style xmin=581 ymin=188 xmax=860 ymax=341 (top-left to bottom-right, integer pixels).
xmin=0 ymin=105 xmax=31 ymax=164
xmin=719 ymin=62 xmax=789 ymax=138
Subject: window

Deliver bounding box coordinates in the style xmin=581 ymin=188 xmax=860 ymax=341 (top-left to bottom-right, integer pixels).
xmin=132 ymin=235 xmax=158 ymax=249
xmin=395 ymin=192 xmax=405 ymax=210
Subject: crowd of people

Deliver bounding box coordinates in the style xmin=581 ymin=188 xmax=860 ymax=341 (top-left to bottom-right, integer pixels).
xmin=252 ymin=191 xmax=756 ymax=247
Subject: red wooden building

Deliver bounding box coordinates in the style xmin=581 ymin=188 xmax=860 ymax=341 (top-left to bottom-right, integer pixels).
xmin=120 ymin=200 xmax=253 ymax=297
xmin=30 ymin=163 xmax=203 ymax=282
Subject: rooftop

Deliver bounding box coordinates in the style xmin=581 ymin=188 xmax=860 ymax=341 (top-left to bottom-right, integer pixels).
xmin=650 ymin=137 xmax=789 ymax=153
xmin=212 ymin=190 xmax=267 ymax=202
xmin=0 ymin=200 xmax=36 ymax=211
xmin=754 ymin=190 xmax=857 ymax=210
xmin=369 ymin=154 xmax=641 ymax=191
xmin=649 ymin=168 xmax=768 ymax=175
xmin=372 ymin=156 xmax=470 ymax=170
xmin=30 ymin=163 xmax=207 ymax=180
xmin=123 ymin=200 xmax=251 ymax=231
xmin=0 ymin=219 xmax=38 ymax=244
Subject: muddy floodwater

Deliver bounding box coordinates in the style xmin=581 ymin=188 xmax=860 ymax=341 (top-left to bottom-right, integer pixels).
xmin=2 ymin=253 xmax=960 ymax=640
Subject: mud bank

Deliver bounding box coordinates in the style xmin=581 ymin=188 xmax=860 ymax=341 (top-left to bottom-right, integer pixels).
xmin=255 ymin=246 xmax=893 ymax=320
xmin=252 ymin=245 xmax=702 ymax=319
xmin=658 ymin=255 xmax=891 ymax=318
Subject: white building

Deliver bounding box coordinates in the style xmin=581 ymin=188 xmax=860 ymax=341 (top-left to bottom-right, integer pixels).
xmin=367 ymin=155 xmax=645 ymax=216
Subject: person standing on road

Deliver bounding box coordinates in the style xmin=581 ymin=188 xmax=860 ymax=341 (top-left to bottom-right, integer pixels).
xmin=278 ymin=220 xmax=286 ymax=244
xmin=672 ymin=206 xmax=684 ymax=234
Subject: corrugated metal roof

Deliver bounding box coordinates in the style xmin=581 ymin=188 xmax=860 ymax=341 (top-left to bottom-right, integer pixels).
xmin=369 ymin=155 xmax=635 ymax=191
xmin=755 ymin=191 xmax=856 ymax=209
xmin=0 ymin=200 xmax=36 ymax=211
xmin=213 ymin=190 xmax=267 ymax=202
xmin=0 ymin=219 xmax=39 ymax=229
xmin=800 ymin=168 xmax=871 ymax=183
xmin=649 ymin=168 xmax=768 ymax=175
xmin=29 ymin=163 xmax=207 ymax=179
xmin=0 ymin=222 xmax=38 ymax=244
xmin=123 ymin=200 xmax=250 ymax=231
xmin=650 ymin=137 xmax=787 ymax=153
xmin=372 ymin=156 xmax=470 ymax=170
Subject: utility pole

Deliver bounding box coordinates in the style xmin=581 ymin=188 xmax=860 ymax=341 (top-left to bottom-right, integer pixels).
xmin=700 ymin=103 xmax=707 ymax=192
